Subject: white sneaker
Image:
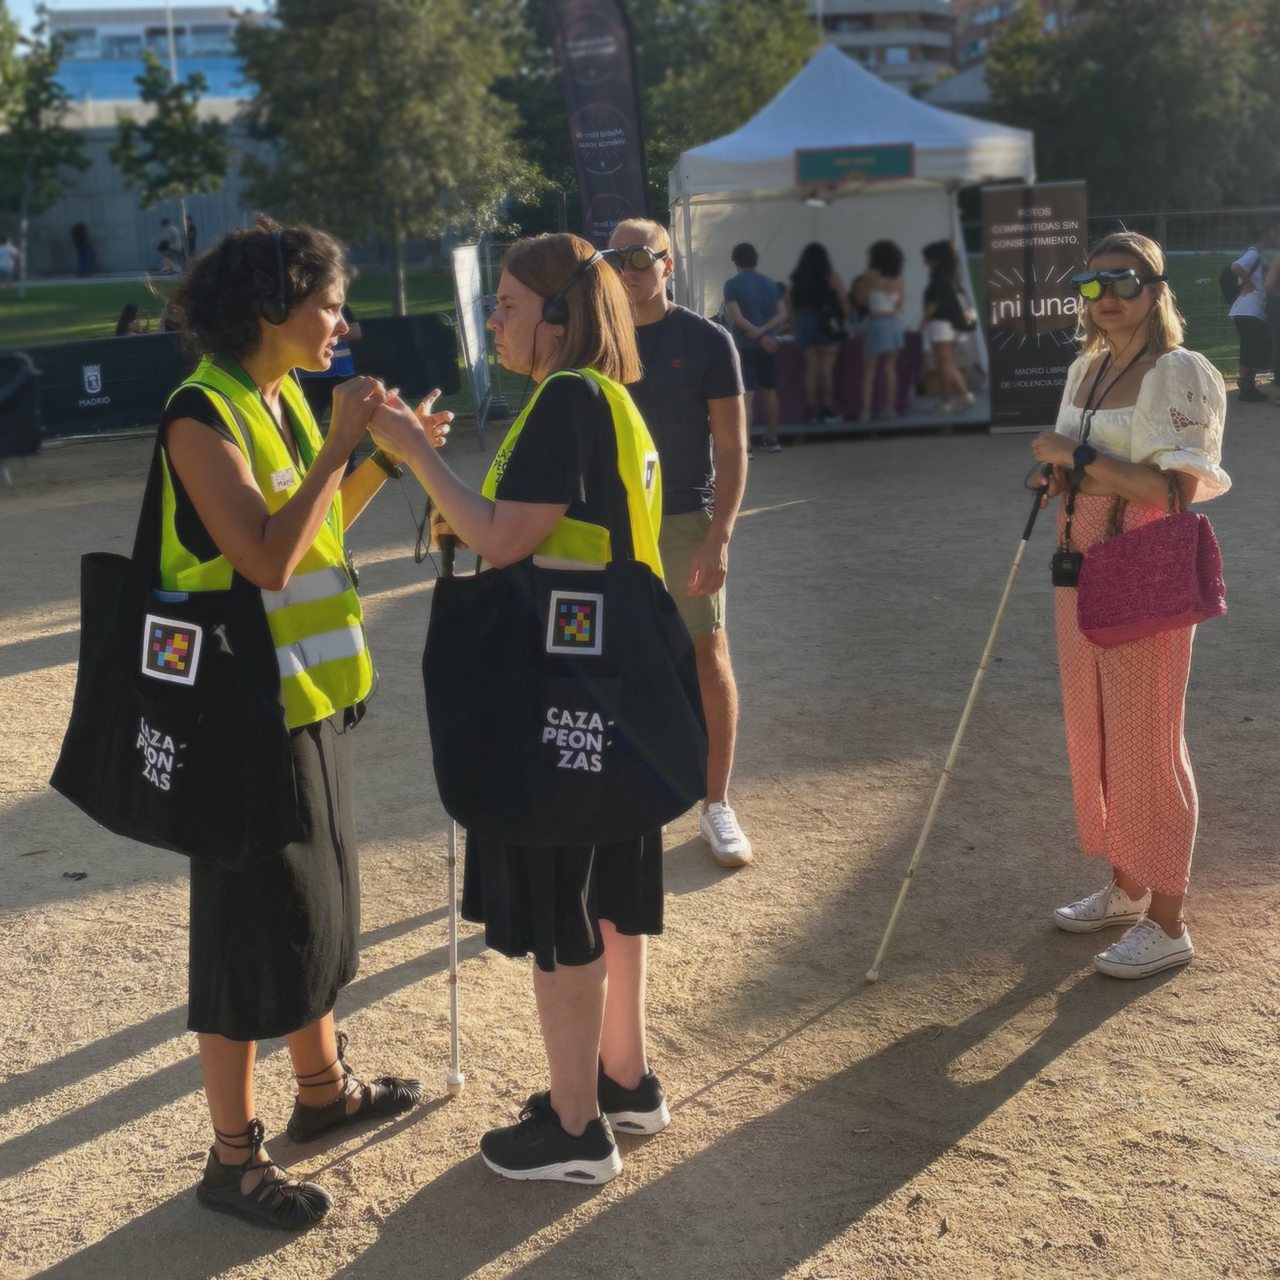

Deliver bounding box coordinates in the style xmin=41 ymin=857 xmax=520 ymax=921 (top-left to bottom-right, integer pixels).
xmin=699 ymin=801 xmax=752 ymax=867
xmin=1093 ymin=919 xmax=1193 ymax=979
xmin=1053 ymin=881 xmax=1151 ymax=933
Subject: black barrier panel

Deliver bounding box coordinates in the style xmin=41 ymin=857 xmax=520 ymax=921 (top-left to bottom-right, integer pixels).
xmin=14 ymin=311 xmax=460 ymax=440
xmin=14 ymin=333 xmax=194 ymax=439
xmin=353 ymin=314 xmax=461 ymax=399
xmin=0 ymin=352 xmax=42 ymax=458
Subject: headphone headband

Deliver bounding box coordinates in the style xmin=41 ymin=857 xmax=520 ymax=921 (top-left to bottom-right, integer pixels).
xmin=541 ymin=249 xmax=605 ymax=326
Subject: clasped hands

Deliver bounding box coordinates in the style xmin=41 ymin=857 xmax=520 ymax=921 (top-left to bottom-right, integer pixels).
xmin=367 ymin=387 xmax=453 ymax=460
xmin=369 ymin=391 xmax=461 ymax=547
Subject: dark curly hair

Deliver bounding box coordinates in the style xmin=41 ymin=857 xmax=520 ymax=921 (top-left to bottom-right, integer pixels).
xmin=168 ymin=215 xmax=351 ymax=360
xmin=868 ymin=239 xmax=904 ymax=277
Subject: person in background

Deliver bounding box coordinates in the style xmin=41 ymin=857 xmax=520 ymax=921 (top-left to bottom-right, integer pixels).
xmin=851 ymin=240 xmax=906 ymax=422
xmin=158 ymin=218 xmax=183 ymax=274
xmin=299 ymin=305 xmax=361 ymax=426
xmin=785 ymin=242 xmax=848 ymax=426
xmin=71 ymin=222 xmax=92 ymax=278
xmin=920 ymin=240 xmax=976 ymax=414
xmin=369 ymin=233 xmax=675 ymax=1186
xmin=1266 ymin=246 xmax=1280 ymax=404
xmin=1030 ymin=231 xmax=1229 ymax=980
xmin=608 ymin=217 xmax=754 ymax=869
xmin=1229 ymin=225 xmax=1273 ymax=403
xmin=724 ymin=242 xmax=788 ymax=453
xmin=162 ymin=218 xmax=431 ymax=1229
xmin=187 ymin=215 xmax=198 ymax=259
xmin=115 ymin=302 xmax=149 ymax=335
xmin=0 ymin=234 xmax=19 ymax=290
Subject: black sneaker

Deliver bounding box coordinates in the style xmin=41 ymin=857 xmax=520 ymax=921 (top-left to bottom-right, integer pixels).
xmin=1238 ymin=386 xmax=1267 ymax=402
xmin=598 ymin=1062 xmax=671 ymax=1135
xmin=480 ymin=1094 xmax=621 ymax=1183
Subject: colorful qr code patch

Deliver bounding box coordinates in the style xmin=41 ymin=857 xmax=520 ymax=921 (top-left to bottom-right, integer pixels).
xmin=141 ymin=614 xmax=204 ymax=685
xmin=545 ymin=591 xmax=604 ymax=656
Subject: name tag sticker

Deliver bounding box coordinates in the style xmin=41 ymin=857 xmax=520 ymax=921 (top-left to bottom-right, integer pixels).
xmin=271 ymin=467 xmax=296 ymax=493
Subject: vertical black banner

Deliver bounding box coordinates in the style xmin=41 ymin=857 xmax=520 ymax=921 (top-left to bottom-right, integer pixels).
xmin=548 ymin=0 xmax=648 ymax=247
xmin=982 ymin=181 xmax=1089 ymax=430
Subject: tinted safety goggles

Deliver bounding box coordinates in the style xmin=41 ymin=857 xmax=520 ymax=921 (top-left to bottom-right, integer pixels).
xmin=1071 ymin=268 xmax=1167 ymax=301
xmin=609 ymin=245 xmax=669 ymax=271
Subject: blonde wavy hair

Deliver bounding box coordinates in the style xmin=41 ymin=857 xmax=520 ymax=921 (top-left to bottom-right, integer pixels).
xmin=502 ymin=233 xmax=640 ymax=384
xmin=1077 ymin=231 xmax=1185 ymax=357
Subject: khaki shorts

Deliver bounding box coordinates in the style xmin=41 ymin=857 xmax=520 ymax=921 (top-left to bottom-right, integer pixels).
xmin=659 ymin=509 xmax=725 ymax=639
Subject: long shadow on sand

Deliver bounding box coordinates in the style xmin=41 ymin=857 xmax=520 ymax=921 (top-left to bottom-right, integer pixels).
xmin=314 ymin=964 xmax=1156 ymax=1280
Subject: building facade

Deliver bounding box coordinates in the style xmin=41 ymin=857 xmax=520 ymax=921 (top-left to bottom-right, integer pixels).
xmin=47 ymin=6 xmax=251 ymax=101
xmin=951 ymin=0 xmax=1075 ymax=72
xmin=805 ymin=0 xmax=954 ymax=92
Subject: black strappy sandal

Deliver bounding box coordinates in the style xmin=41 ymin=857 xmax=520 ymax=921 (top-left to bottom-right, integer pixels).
xmin=287 ymin=1031 xmax=424 ymax=1143
xmin=196 ymin=1118 xmax=333 ymax=1230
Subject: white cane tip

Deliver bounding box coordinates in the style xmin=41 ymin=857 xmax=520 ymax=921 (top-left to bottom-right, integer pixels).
xmin=866 ymin=968 xmax=879 ymax=983
xmin=446 ymin=1072 xmax=465 ymax=1097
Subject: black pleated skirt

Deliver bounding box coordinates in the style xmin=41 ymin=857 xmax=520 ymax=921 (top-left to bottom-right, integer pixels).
xmin=461 ymin=830 xmax=664 ymax=972
xmin=187 ymin=713 xmax=361 ymax=1041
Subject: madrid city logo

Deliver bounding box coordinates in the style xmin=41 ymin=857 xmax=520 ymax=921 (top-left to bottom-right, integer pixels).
xmin=79 ymin=363 xmax=110 ymax=407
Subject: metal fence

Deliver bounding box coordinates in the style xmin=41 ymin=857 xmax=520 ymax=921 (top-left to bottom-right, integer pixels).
xmin=966 ymin=205 xmax=1280 ymax=376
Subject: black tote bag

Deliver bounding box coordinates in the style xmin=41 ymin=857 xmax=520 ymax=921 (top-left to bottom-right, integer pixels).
xmin=50 ymin=438 xmax=301 ymax=868
xmin=423 ymin=377 xmax=707 ymax=847
xmin=425 ymin=556 xmax=707 ymax=847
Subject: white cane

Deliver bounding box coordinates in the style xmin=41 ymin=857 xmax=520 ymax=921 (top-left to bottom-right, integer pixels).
xmin=867 ymin=484 xmax=1048 ymax=982
xmin=440 ymin=531 xmax=466 ymax=1096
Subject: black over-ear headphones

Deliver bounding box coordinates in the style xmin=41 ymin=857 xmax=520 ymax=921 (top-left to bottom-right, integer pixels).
xmin=541 ymin=249 xmax=604 ymax=326
xmin=261 ymin=229 xmax=289 ymax=326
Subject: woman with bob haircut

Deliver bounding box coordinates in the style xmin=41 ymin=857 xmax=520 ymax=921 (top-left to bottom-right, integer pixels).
xmin=1030 ymin=230 xmax=1230 ymax=980
xmin=162 ymin=217 xmax=435 ymax=1229
xmin=369 ymin=232 xmax=673 ymax=1186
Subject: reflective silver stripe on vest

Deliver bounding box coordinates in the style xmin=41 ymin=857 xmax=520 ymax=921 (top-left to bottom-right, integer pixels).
xmin=276 ymin=624 xmax=365 ymax=679
xmin=262 ymin=565 xmax=351 ymax=613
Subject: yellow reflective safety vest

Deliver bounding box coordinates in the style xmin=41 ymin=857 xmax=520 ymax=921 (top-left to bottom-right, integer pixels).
xmin=158 ymin=356 xmax=373 ymax=729
xmin=481 ymin=369 xmax=664 ymax=575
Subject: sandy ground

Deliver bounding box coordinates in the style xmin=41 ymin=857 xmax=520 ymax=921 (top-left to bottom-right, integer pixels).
xmin=1 ymin=395 xmax=1278 ymax=1280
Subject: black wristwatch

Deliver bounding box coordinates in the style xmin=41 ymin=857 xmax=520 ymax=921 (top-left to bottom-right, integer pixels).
xmin=1072 ymin=443 xmax=1097 ymax=470
xmin=369 ymin=449 xmax=403 ymax=480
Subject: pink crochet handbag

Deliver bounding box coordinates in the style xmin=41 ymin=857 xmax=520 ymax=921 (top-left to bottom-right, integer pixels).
xmin=1076 ymin=475 xmax=1226 ymax=648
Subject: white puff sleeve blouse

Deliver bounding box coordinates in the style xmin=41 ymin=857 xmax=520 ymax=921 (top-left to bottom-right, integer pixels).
xmin=1056 ymin=349 xmax=1231 ymax=501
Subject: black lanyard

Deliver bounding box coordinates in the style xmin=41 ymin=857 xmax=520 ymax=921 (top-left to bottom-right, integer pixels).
xmin=1060 ymin=346 xmax=1147 ymax=552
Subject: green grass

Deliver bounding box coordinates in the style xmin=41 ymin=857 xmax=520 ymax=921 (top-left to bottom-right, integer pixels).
xmin=0 ymin=270 xmax=457 ymax=348
xmin=0 ymin=269 xmax=481 ymax=421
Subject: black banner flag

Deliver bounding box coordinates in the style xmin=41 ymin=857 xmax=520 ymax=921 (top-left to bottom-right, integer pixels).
xmin=548 ymin=0 xmax=648 ymax=247
xmin=981 ymin=181 xmax=1089 ymax=431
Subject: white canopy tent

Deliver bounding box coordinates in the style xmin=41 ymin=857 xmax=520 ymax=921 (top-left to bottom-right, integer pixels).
xmin=668 ymin=46 xmax=1035 ymax=371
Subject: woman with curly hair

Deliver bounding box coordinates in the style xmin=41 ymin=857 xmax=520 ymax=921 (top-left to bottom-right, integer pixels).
xmin=161 ymin=218 xmax=441 ymax=1228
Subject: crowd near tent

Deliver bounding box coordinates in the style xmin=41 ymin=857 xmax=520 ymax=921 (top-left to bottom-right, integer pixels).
xmin=668 ymin=45 xmax=1036 ymax=369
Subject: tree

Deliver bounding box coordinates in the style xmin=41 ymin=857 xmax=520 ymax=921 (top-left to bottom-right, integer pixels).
xmin=987 ymin=0 xmax=1280 ymax=213
xmin=502 ymin=0 xmax=817 ymax=236
xmin=237 ymin=0 xmax=539 ymax=316
xmin=109 ymin=48 xmax=229 ymax=246
xmin=0 ymin=6 xmax=89 ymax=291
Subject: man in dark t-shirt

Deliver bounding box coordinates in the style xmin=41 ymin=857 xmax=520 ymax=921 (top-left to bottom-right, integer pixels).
xmin=609 ymin=218 xmax=754 ymax=868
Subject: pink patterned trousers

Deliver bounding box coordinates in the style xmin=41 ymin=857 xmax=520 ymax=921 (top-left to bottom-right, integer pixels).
xmin=1054 ymin=493 xmax=1198 ymax=896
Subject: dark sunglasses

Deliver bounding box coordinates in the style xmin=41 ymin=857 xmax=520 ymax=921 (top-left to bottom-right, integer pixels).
xmin=1072 ymin=268 xmax=1167 ymax=301
xmin=609 ymin=245 xmax=668 ymax=271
